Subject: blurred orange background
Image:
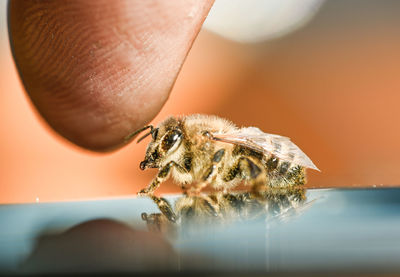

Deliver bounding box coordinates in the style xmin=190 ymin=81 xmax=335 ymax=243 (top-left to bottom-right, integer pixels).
xmin=1 ymin=0 xmax=400 ymax=204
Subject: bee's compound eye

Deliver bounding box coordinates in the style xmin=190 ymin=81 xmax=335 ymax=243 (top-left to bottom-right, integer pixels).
xmin=161 ymin=130 xmax=181 ymax=151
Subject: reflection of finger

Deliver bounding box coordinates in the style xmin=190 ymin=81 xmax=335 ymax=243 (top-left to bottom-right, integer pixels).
xmin=21 ymin=219 xmax=178 ymax=273
xmin=9 ymin=0 xmax=214 ymax=151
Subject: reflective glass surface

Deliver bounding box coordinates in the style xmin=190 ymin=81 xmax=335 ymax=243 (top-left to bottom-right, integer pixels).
xmin=1 ymin=188 xmax=400 ymax=274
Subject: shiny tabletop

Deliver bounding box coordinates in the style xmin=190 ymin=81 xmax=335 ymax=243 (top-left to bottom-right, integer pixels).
xmin=1 ymin=188 xmax=400 ymax=275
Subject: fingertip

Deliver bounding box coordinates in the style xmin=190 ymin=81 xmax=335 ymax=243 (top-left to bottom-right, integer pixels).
xmin=9 ymin=0 xmax=214 ymax=151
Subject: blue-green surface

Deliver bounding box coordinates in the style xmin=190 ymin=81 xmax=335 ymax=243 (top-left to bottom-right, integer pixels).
xmin=1 ymin=188 xmax=400 ymax=274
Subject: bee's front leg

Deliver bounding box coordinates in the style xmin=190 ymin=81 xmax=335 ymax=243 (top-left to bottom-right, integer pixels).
xmin=148 ymin=195 xmax=178 ymax=222
xmin=138 ymin=161 xmax=178 ymax=196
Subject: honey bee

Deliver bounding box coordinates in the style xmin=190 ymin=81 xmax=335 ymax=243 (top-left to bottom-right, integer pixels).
xmin=130 ymin=114 xmax=319 ymax=196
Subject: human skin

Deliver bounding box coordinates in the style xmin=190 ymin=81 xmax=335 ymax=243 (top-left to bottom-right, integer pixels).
xmin=8 ymin=0 xmax=214 ymax=151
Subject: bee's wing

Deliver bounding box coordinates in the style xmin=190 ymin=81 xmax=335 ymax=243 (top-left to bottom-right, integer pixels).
xmin=212 ymin=127 xmax=319 ymax=171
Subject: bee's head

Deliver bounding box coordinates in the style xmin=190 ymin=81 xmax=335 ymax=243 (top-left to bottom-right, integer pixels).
xmin=135 ymin=117 xmax=184 ymax=170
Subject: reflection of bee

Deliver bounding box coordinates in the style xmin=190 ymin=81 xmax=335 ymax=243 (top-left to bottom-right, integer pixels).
xmin=130 ymin=114 xmax=319 ymax=195
xmin=142 ymin=187 xmax=310 ymax=233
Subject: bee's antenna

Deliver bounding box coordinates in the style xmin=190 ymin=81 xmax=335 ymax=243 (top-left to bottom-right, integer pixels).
xmin=124 ymin=125 xmax=154 ymax=143
xmin=151 ymin=128 xmax=159 ymax=140
xmin=137 ymin=127 xmax=160 ymax=143
xmin=137 ymin=131 xmax=153 ymax=143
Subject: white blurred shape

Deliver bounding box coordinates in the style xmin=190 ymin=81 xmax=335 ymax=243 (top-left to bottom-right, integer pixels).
xmin=203 ymin=0 xmax=325 ymax=43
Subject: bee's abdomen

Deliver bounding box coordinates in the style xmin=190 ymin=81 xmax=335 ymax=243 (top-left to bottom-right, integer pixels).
xmin=265 ymin=156 xmax=306 ymax=187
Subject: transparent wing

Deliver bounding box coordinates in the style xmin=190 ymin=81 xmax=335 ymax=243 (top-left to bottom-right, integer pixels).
xmin=212 ymin=127 xmax=319 ymax=171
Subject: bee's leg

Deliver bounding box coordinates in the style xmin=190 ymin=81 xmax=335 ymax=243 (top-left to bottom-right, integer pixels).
xmin=223 ymin=156 xmax=264 ymax=181
xmin=223 ymin=156 xmax=267 ymax=193
xmin=202 ymin=149 xmax=225 ymax=181
xmin=141 ymin=212 xmax=165 ymax=232
xmin=148 ymin=195 xmax=178 ymax=222
xmin=197 ymin=193 xmax=220 ymax=217
xmin=138 ymin=161 xmax=180 ymax=196
xmin=189 ymin=149 xmax=226 ymax=194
